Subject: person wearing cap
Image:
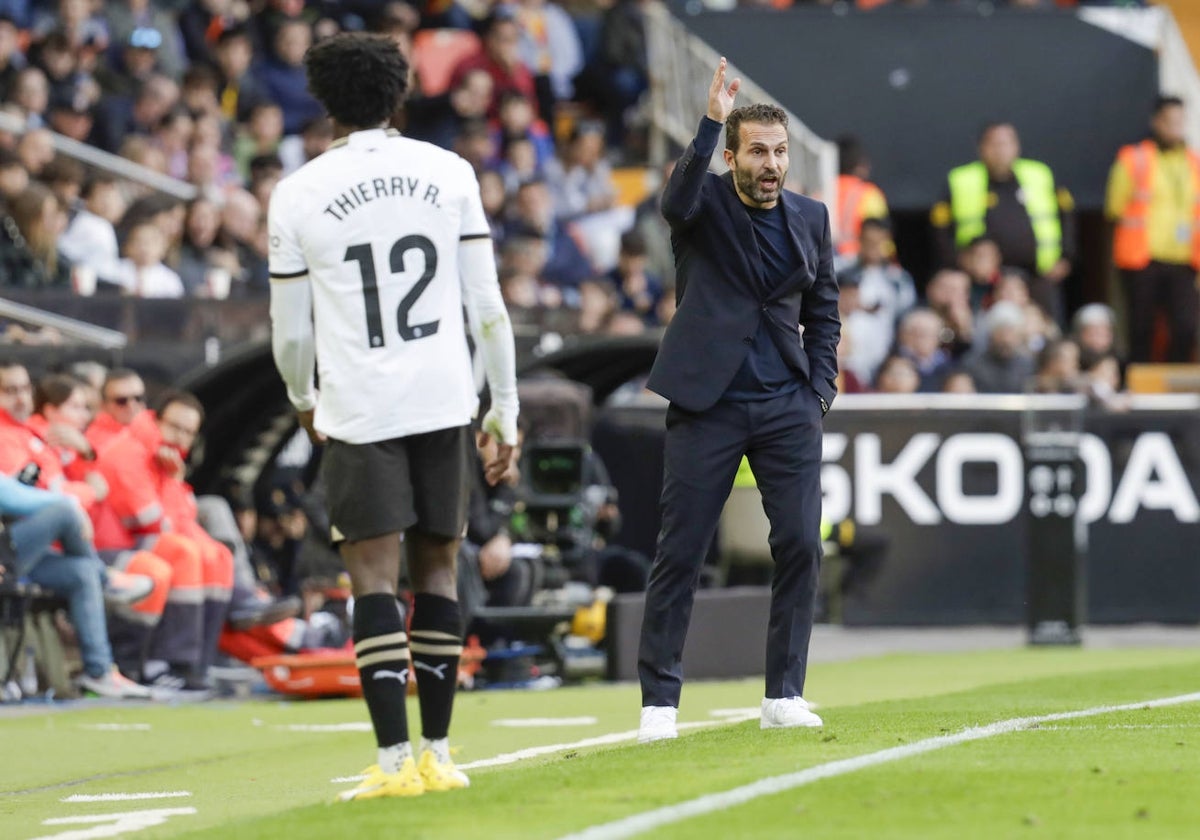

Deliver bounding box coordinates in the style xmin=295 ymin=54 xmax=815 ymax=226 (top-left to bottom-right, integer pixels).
xmin=103 ymin=1 xmax=185 ymax=80
xmin=96 ymin=26 xmax=163 ymax=98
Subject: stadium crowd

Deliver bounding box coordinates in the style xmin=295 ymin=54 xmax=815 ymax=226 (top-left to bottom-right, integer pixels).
xmin=0 ymin=0 xmax=1194 ymax=698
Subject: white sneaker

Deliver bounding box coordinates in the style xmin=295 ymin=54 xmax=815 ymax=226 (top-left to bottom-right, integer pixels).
xmin=80 ymin=666 xmax=152 ymax=699
xmin=638 ymin=705 xmax=678 ymax=743
xmin=760 ymin=696 xmax=822 ymax=729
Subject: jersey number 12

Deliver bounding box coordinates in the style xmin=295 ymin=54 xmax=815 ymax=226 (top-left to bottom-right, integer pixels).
xmin=344 ymin=235 xmax=439 ymax=348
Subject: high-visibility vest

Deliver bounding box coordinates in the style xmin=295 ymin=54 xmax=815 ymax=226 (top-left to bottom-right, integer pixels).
xmin=1112 ymin=139 xmax=1200 ymax=271
xmin=947 ymin=159 xmax=1062 ymax=275
xmin=835 ymin=174 xmax=885 ymax=257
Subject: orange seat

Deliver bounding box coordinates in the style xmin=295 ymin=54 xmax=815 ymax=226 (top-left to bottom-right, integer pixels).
xmin=411 ymin=28 xmax=482 ymax=97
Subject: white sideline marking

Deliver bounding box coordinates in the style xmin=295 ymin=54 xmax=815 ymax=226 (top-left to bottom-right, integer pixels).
xmin=79 ymin=724 xmax=152 ymax=732
xmin=557 ymin=691 xmax=1200 ymax=840
xmin=708 ymin=708 xmax=761 ymax=719
xmin=61 ymin=793 xmax=192 ymax=803
xmin=1032 ymin=723 xmax=1200 ymax=731
xmin=329 ymin=710 xmax=761 ymax=783
xmin=279 ymin=723 xmax=372 ymax=733
xmin=492 ymin=717 xmax=599 ymax=728
xmin=30 ymin=807 xmax=196 ymax=840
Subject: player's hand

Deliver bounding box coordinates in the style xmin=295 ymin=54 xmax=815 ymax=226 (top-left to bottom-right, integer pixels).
xmin=479 ymin=406 xmax=518 ymax=486
xmin=297 ymin=409 xmax=326 ymax=445
xmin=707 ymin=57 xmax=741 ymax=124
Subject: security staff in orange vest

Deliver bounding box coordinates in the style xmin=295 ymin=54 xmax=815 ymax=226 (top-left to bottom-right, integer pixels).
xmin=1106 ymin=95 xmax=1200 ymax=363
xmin=931 ymin=122 xmax=1076 ymax=324
xmin=834 ymin=134 xmax=888 ymax=260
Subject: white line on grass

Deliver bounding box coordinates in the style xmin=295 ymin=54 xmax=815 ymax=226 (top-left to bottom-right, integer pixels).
xmin=78 ymin=724 xmax=152 ymax=732
xmin=279 ymin=723 xmax=373 ymax=733
xmin=328 ymin=711 xmax=762 ymax=783
xmin=492 ymin=717 xmax=599 ymax=728
xmin=61 ymin=792 xmax=192 ymax=803
xmin=558 ymin=691 xmax=1200 ymax=840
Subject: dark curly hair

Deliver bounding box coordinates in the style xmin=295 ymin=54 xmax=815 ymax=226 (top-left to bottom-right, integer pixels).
xmin=303 ymin=33 xmax=410 ymax=130
xmin=725 ymin=103 xmax=787 ymax=154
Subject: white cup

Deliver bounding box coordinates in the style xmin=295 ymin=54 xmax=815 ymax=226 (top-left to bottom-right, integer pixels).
xmin=206 ymin=268 xmax=232 ymax=300
xmin=71 ymin=265 xmax=97 ymax=297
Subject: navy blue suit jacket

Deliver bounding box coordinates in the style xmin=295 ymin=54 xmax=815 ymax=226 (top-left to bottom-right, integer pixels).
xmin=646 ymin=119 xmax=841 ymax=414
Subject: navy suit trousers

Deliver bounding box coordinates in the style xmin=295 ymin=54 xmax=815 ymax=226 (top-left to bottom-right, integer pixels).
xmin=638 ymin=386 xmax=824 ymax=707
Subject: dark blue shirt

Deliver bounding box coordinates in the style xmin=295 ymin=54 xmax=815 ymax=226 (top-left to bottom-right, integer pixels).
xmin=723 ymin=202 xmax=802 ymax=401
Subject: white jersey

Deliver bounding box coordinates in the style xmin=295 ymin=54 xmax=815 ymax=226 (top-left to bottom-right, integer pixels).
xmin=268 ymin=128 xmax=494 ymax=444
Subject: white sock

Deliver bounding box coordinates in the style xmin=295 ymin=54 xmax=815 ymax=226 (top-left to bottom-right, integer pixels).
xmin=378 ymin=742 xmax=413 ymax=774
xmin=421 ymin=736 xmax=451 ymax=764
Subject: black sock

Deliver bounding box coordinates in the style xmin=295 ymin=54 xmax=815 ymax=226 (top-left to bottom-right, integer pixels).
xmin=410 ymin=593 xmax=462 ymax=741
xmin=353 ymin=593 xmax=410 ymax=748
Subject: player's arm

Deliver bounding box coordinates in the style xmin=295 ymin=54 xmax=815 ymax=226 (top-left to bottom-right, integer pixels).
xmin=267 ymin=183 xmax=320 ymax=439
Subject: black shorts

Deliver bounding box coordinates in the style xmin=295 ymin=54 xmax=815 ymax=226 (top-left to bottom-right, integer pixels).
xmin=322 ymin=425 xmax=471 ymax=543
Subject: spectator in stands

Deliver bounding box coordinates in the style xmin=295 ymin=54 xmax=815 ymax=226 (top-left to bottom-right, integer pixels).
xmin=221 ymin=187 xmax=268 ymax=293
xmin=577 ymin=277 xmax=617 ymax=333
xmin=1081 ymin=351 xmax=1125 ymax=408
xmin=923 ymin=268 xmax=975 ymax=359
xmin=1071 ymin=302 xmax=1119 ymax=361
xmin=59 ymin=175 xmax=125 ymax=286
xmin=1030 ymin=338 xmax=1081 ymax=394
xmin=1106 ymin=95 xmax=1200 ymax=363
xmin=104 ymin=0 xmax=187 ymax=82
xmin=932 ymin=122 xmax=1075 ymax=325
xmin=87 ymin=367 xmax=145 ymax=454
xmin=0 ymin=15 xmax=23 ymax=102
xmin=963 ymin=301 xmax=1035 ymax=393
xmin=499 ymin=233 xmax=560 ymax=307
xmin=874 ymin=353 xmax=919 ymax=394
xmin=497 ymin=135 xmax=541 ymax=195
xmin=46 ymin=85 xmax=97 ymax=143
xmin=178 ymin=196 xmax=232 ymax=296
xmin=118 ymin=134 xmax=167 ymax=173
xmin=233 ymin=101 xmax=283 ymax=182
xmin=508 ymin=176 xmax=593 ymax=293
xmin=32 ymin=0 xmax=108 ymax=58
xmin=634 ymin=159 xmax=676 ymax=290
xmin=405 ymin=66 xmax=493 ymax=152
xmin=452 ymin=117 xmax=496 ymax=174
xmin=838 ymin=217 xmax=916 ymax=358
xmin=895 ymin=307 xmax=951 ymax=392
xmin=547 ymin=120 xmax=617 ymax=220
xmin=450 ymin=10 xmax=538 ymax=121
xmin=93 ymin=389 xmax=234 ymax=690
xmin=179 ymin=63 xmax=221 ymax=120
xmin=278 ymin=115 xmax=332 ymax=175
xmin=834 ymin=134 xmax=888 ymax=262
xmin=606 ymin=229 xmax=663 ymax=326
xmin=512 ymin=0 xmax=584 ymax=120
xmin=15 ymin=127 xmax=54 ymax=177
xmin=247 ymin=152 xmax=283 ymax=212
xmin=580 ymin=0 xmax=649 ymax=148
xmin=991 ymin=267 xmax=1032 ymax=310
xmin=958 ymin=235 xmax=1002 ymax=311
xmin=0 ymin=474 xmax=152 ymax=698
xmin=91 ymin=73 xmax=179 ymax=154
xmin=179 ymin=0 xmax=243 ymax=69
xmin=115 ymin=221 xmax=185 ymax=298
xmin=490 ymin=89 xmax=555 ymax=169
xmin=152 ymin=107 xmax=194 ymax=180
xmin=32 ymin=30 xmax=96 ymax=108
xmin=117 ymin=192 xmax=186 ymax=258
xmin=478 ymin=168 xmax=508 ymax=241
xmin=96 ymin=26 xmax=165 ymax=99
xmin=8 ymin=66 xmax=50 ymax=128
xmin=212 ymin=25 xmax=268 ymax=124
xmin=41 ymin=155 xmax=85 ymax=216
xmin=499 ymin=265 xmax=540 ymax=309
xmin=259 ymin=19 xmax=322 ymax=136
xmin=0 ymin=182 xmax=72 ymax=288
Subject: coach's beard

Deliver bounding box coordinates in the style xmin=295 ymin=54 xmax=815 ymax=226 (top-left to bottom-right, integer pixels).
xmin=735 ymin=166 xmax=784 ymax=207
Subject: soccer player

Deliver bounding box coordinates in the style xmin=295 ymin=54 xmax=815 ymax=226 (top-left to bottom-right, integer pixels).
xmin=268 ymin=33 xmax=519 ymax=800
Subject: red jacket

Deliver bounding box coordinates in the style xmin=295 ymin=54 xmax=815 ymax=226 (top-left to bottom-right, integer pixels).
xmin=92 ymin=411 xmax=198 ymax=550
xmin=0 ymin=409 xmax=97 ymax=509
xmin=86 ymin=410 xmax=139 ymax=456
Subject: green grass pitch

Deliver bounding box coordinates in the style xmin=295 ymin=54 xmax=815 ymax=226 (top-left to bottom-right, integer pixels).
xmin=2 ymin=647 xmax=1198 ymax=839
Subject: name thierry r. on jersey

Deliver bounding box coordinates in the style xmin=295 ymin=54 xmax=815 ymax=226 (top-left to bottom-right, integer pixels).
xmin=322 ymin=176 xmax=441 ymax=222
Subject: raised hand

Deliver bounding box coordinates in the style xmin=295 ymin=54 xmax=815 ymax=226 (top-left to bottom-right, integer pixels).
xmin=707 ymin=57 xmax=741 ymax=124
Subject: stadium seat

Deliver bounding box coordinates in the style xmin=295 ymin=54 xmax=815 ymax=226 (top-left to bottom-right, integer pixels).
xmin=1125 ymin=363 xmax=1200 ymax=394
xmin=411 ymin=28 xmax=482 ymax=97
xmin=610 ymin=166 xmax=656 ymax=208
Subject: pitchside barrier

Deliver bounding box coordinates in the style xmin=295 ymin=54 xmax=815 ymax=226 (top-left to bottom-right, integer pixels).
xmin=594 ymin=393 xmax=1200 ymax=627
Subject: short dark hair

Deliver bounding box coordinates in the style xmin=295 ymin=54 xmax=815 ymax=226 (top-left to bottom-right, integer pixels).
xmin=1154 ymin=95 xmax=1184 ymax=116
xmin=725 ymin=103 xmax=787 ymax=154
xmin=156 ymin=389 xmax=205 ymax=424
xmin=619 ymin=229 xmax=647 ymax=257
xmin=304 ymin=33 xmax=409 ymax=130
xmin=102 ymin=367 xmax=142 ymax=400
xmin=859 ymin=217 xmax=890 ymax=237
xmin=35 ymin=374 xmax=83 ymax=413
xmin=836 ymin=134 xmax=864 ymax=176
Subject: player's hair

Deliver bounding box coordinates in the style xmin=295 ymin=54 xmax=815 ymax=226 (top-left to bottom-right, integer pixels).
xmin=303 ymin=33 xmax=409 ymax=130
xmin=725 ymin=103 xmax=787 ymax=154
